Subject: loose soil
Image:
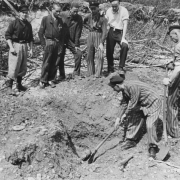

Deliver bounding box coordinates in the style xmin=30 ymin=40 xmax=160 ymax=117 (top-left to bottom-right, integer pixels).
xmin=0 ymin=65 xmax=180 ymax=180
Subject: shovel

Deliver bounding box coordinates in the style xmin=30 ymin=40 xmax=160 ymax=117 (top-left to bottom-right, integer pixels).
xmin=156 ymin=75 xmax=170 ymax=160
xmin=81 ymin=128 xmax=116 ymax=163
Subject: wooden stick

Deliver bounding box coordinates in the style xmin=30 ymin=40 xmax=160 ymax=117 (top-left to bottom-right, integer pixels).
xmin=151 ymin=40 xmax=173 ymax=54
xmin=155 ymin=160 xmax=180 ymax=169
xmin=3 ymin=0 xmax=19 ymax=17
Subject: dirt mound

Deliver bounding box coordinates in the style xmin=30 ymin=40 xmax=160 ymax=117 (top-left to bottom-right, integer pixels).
xmin=0 ymin=70 xmax=180 ymax=180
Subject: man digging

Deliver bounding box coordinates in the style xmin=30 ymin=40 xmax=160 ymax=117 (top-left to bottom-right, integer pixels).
xmin=110 ymin=75 xmax=162 ymax=159
xmin=5 ymin=5 xmax=33 ymax=95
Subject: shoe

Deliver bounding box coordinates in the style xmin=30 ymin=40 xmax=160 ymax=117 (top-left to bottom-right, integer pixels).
xmin=39 ymin=82 xmax=46 ymax=89
xmin=121 ymin=139 xmax=136 ymax=150
xmin=118 ymin=67 xmax=125 ymax=75
xmin=16 ymin=76 xmax=27 ymax=92
xmin=149 ymin=147 xmax=157 ymax=159
xmin=5 ymin=79 xmax=16 ymax=96
xmin=49 ymin=81 xmax=56 ymax=88
xmin=57 ymin=75 xmax=66 ymax=81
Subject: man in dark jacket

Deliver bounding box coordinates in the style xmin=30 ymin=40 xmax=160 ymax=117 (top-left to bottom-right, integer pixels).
xmin=38 ymin=3 xmax=64 ymax=88
xmin=5 ymin=5 xmax=33 ymax=95
xmin=57 ymin=2 xmax=83 ymax=80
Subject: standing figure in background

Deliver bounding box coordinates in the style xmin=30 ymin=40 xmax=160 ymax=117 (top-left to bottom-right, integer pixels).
xmin=38 ymin=3 xmax=63 ymax=89
xmin=106 ymin=0 xmax=129 ymax=74
xmin=5 ymin=5 xmax=33 ymax=95
xmin=162 ymin=25 xmax=180 ymax=138
xmin=58 ymin=2 xmax=83 ymax=80
xmin=84 ymin=6 xmax=107 ymax=77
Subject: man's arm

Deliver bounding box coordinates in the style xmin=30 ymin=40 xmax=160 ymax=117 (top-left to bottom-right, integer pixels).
xmin=75 ymin=16 xmax=83 ymax=47
xmin=38 ymin=17 xmax=46 ymax=47
xmin=122 ymin=19 xmax=128 ymax=40
xmin=5 ymin=21 xmax=16 ymax=55
xmin=101 ymin=17 xmax=108 ymax=44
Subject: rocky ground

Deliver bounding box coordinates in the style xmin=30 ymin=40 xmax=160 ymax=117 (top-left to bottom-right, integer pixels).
xmin=0 ymin=61 xmax=180 ymax=180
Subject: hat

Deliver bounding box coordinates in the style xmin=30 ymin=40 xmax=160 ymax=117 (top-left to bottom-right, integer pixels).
xmin=19 ymin=5 xmax=29 ymax=13
xmin=167 ymin=25 xmax=180 ymax=35
xmin=110 ymin=75 xmax=124 ymax=85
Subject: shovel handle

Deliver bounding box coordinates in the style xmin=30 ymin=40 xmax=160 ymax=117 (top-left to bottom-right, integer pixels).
xmin=93 ymin=128 xmax=115 ymax=153
xmin=163 ymin=68 xmax=168 ymax=143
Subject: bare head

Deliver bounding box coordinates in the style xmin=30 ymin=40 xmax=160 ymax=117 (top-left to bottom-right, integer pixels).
xmin=110 ymin=0 xmax=121 ymax=13
xmin=70 ymin=2 xmax=80 ymax=17
xmin=168 ymin=25 xmax=180 ymax=43
xmin=51 ymin=3 xmax=61 ymax=18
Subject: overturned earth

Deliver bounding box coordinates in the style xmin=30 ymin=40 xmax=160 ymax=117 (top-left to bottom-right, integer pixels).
xmin=0 ymin=68 xmax=180 ymax=180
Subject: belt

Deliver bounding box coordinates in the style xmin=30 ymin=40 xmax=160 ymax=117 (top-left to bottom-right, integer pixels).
xmin=89 ymin=29 xmax=102 ymax=33
xmin=46 ymin=38 xmax=59 ymax=43
xmin=110 ymin=27 xmax=123 ymax=32
xmin=13 ymin=40 xmax=28 ymax=44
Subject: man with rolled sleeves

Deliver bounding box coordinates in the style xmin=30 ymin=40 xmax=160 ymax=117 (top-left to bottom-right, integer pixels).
xmin=58 ymin=2 xmax=83 ymax=80
xmin=5 ymin=5 xmax=33 ymax=95
xmin=106 ymin=0 xmax=129 ymax=74
xmin=38 ymin=3 xmax=64 ymax=89
xmin=109 ymin=76 xmax=162 ymax=159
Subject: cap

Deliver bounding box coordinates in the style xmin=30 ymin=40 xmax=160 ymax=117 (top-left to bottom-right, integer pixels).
xmin=19 ymin=5 xmax=29 ymax=13
xmin=110 ymin=75 xmax=124 ymax=85
xmin=167 ymin=25 xmax=180 ymax=35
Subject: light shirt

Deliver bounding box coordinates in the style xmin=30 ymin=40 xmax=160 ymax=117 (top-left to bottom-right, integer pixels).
xmin=105 ymin=6 xmax=129 ymax=30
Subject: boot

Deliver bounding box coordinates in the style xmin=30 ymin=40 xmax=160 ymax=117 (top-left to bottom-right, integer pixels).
xmin=5 ymin=79 xmax=16 ymax=95
xmin=16 ymin=76 xmax=27 ymax=92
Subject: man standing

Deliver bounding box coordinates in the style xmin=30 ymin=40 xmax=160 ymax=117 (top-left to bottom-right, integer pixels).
xmin=106 ymin=0 xmax=129 ymax=74
xmin=5 ymin=5 xmax=33 ymax=95
xmin=38 ymin=3 xmax=63 ymax=89
xmin=84 ymin=7 xmax=108 ymax=77
xmin=58 ymin=2 xmax=83 ymax=80
xmin=110 ymin=76 xmax=162 ymax=159
xmin=162 ymin=25 xmax=180 ymax=138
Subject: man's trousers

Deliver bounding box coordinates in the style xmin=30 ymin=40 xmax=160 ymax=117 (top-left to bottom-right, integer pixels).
xmin=8 ymin=42 xmax=27 ymax=80
xmin=126 ymin=100 xmax=161 ymax=146
xmin=40 ymin=40 xmax=58 ymax=83
xmin=106 ymin=27 xmax=128 ymax=72
xmin=86 ymin=31 xmax=104 ymax=77
xmin=58 ymin=40 xmax=82 ymax=76
xmin=167 ymin=79 xmax=180 ymax=138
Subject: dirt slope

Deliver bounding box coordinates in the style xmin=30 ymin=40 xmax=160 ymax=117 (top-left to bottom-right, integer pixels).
xmin=0 ymin=67 xmax=180 ymax=180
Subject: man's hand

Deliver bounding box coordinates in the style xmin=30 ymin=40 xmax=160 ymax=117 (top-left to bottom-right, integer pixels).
xmin=10 ymin=47 xmax=17 ymax=55
xmin=163 ymin=78 xmax=170 ymax=86
xmin=29 ymin=49 xmax=33 ymax=58
xmin=121 ymin=37 xmax=128 ymax=46
xmin=98 ymin=43 xmax=104 ymax=51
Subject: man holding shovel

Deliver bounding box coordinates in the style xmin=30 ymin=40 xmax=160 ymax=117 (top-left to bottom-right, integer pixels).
xmin=162 ymin=25 xmax=180 ymax=138
xmin=110 ymin=76 xmax=162 ymax=159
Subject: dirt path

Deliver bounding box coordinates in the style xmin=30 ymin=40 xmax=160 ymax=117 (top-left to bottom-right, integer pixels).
xmin=0 ymin=68 xmax=180 ymax=180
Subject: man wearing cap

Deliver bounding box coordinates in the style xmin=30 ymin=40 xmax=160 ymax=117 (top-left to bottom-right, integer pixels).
xmin=110 ymin=76 xmax=162 ymax=159
xmin=57 ymin=2 xmax=83 ymax=80
xmin=105 ymin=0 xmax=129 ymax=74
xmin=162 ymin=25 xmax=180 ymax=138
xmin=38 ymin=3 xmax=64 ymax=88
xmin=84 ymin=5 xmax=108 ymax=77
xmin=5 ymin=5 xmax=33 ymax=95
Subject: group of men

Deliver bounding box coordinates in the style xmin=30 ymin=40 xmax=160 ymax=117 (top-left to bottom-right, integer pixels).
xmin=110 ymin=25 xmax=180 ymax=159
xmin=5 ymin=0 xmax=129 ymax=92
xmin=4 ymin=0 xmax=180 ymax=160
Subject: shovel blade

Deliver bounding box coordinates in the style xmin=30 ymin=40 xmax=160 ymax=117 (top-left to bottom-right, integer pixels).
xmin=156 ymin=145 xmax=170 ymax=161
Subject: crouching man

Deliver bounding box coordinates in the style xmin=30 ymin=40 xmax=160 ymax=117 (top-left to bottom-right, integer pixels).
xmin=109 ymin=75 xmax=162 ymax=159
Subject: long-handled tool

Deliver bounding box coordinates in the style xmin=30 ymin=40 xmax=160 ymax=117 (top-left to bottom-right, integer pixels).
xmin=156 ymin=68 xmax=170 ymax=160
xmin=81 ymin=128 xmax=116 ymax=163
